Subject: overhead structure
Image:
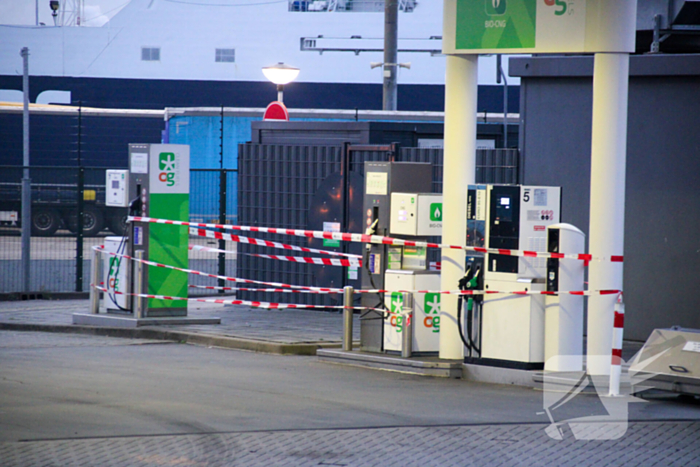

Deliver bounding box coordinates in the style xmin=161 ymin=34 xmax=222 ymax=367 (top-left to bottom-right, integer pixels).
xmin=439 ymin=0 xmax=637 ymax=376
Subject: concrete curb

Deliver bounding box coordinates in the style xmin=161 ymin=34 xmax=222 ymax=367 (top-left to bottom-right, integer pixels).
xmin=0 ymin=292 xmax=89 ymax=301
xmin=0 ymin=322 xmax=342 ymax=356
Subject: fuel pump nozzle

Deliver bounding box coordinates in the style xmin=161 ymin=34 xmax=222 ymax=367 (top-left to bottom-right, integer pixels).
xmin=364 ymin=218 xmax=379 ymax=251
xmin=129 ymin=195 xmax=142 ymax=216
xmin=361 ymin=217 xmax=386 ymax=317
xmin=457 ymin=264 xmax=482 ymax=356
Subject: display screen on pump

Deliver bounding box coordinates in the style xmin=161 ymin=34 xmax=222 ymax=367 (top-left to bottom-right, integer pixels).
xmin=495 ymin=196 xmax=513 ymax=222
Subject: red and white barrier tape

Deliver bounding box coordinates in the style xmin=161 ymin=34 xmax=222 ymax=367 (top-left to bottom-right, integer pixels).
xmin=609 ymin=294 xmax=625 ymax=396
xmin=94 ymin=285 xmax=379 ymax=311
xmin=98 ymin=248 xmax=621 ymax=298
xmin=188 ymin=284 xmax=621 ymax=297
xmin=189 ymin=244 xmax=361 ymax=268
xmin=131 ymin=216 xmax=623 ymax=264
xmin=188 ymin=227 xmax=361 ymax=259
xmin=96 ymin=247 xmax=343 ymax=293
xmin=189 ymin=285 xmax=341 ymax=294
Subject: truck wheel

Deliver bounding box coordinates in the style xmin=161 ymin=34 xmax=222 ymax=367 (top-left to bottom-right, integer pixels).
xmin=31 ymin=208 xmax=61 ymax=236
xmin=108 ymin=213 xmax=128 ymax=236
xmin=67 ymin=206 xmax=105 ymax=237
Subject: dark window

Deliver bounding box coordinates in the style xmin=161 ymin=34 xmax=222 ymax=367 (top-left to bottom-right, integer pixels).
xmin=215 ymin=49 xmax=236 ymax=63
xmin=141 ymin=47 xmax=160 ymax=61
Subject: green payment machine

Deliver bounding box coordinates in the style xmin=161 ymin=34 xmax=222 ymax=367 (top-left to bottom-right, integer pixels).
xmin=128 ymin=144 xmax=189 ymax=317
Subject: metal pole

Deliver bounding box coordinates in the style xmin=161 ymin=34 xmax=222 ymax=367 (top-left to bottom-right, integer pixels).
xmin=383 ymin=0 xmax=398 ymax=110
xmin=277 ymin=84 xmax=284 ymax=103
xmin=134 ymin=250 xmax=145 ymax=319
xmin=439 ymin=55 xmax=478 ymax=360
xmin=342 ymin=286 xmax=354 ymax=351
xmin=35 ymin=0 xmax=39 ymax=26
xmin=218 ymin=105 xmax=226 ymax=292
xmin=20 ymin=47 xmax=31 ymax=293
xmin=609 ymin=294 xmax=625 ymax=396
xmin=401 ymin=291 xmax=413 ymax=358
xmin=497 ymin=55 xmax=509 ymax=149
xmin=89 ymin=247 xmax=101 ymax=314
xmin=587 ymin=53 xmax=629 ymax=376
xmin=75 ymin=170 xmax=85 ymax=291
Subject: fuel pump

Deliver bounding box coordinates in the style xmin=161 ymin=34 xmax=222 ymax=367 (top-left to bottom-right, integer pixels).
xmin=359 ymin=162 xmax=432 ymax=352
xmin=103 ymin=145 xmax=191 ymax=317
xmin=127 ymin=144 xmax=190 ymax=317
xmin=383 ymin=192 xmax=443 ymax=354
xmin=104 ymin=170 xmax=130 ymax=312
xmin=463 ymin=184 xmax=562 ymax=370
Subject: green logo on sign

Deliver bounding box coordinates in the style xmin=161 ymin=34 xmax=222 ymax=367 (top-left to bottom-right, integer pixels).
xmin=544 ymin=0 xmax=567 ymax=16
xmin=390 ymin=292 xmax=403 ymax=314
xmin=430 ymin=203 xmax=442 ymax=222
xmin=486 ymin=0 xmax=507 ymax=15
xmin=456 ymin=0 xmax=536 ymax=50
xmin=424 ymin=293 xmax=440 ymax=333
xmin=390 ymin=292 xmax=405 ymax=333
xmin=158 ymin=152 xmax=176 ymax=187
xmin=424 ymin=293 xmax=440 ymax=315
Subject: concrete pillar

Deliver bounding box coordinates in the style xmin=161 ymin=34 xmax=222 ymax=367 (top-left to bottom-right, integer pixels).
xmin=587 ymin=53 xmax=629 ymax=376
xmin=439 ymin=54 xmax=478 ymax=360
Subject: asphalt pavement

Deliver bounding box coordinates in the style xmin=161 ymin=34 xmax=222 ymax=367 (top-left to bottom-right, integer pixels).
xmin=0 ymin=300 xmax=699 ymax=466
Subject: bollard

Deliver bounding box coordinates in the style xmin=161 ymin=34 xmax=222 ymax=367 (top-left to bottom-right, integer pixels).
xmin=134 ymin=250 xmax=145 ymax=319
xmin=608 ymin=293 xmax=625 ymax=396
xmin=89 ymin=247 xmax=101 ymax=314
xmin=343 ymin=286 xmax=354 ymax=351
xmin=401 ymin=292 xmax=413 ymax=358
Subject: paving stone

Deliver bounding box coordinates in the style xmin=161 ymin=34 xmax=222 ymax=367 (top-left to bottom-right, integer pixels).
xmin=1 ymin=422 xmax=698 ymax=467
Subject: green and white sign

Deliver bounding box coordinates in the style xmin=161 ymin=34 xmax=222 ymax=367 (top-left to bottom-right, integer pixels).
xmin=443 ymin=0 xmax=636 ymax=54
xmin=390 ymin=292 xmax=403 ymax=314
xmin=429 ymin=203 xmax=442 ymax=222
xmin=148 ymin=144 xmax=190 ymax=311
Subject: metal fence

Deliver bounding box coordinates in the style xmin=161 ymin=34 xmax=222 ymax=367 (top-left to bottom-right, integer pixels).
xmin=237 ymin=144 xmax=520 ymax=307
xmin=0 ymin=167 xmax=237 ymax=295
xmin=0 ymin=145 xmax=517 ymax=297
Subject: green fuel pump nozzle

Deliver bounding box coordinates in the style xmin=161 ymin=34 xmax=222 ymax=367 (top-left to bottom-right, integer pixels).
xmin=457 ymin=265 xmax=481 ymax=356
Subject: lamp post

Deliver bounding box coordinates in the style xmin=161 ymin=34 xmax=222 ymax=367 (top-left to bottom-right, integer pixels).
xmin=262 ymin=62 xmax=300 ymax=103
xmin=370 ymin=61 xmax=410 ymax=110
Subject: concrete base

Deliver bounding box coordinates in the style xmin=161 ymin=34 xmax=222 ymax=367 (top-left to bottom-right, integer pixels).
xmin=317 ymin=349 xmax=463 ymax=378
xmin=462 ymin=363 xmax=541 ymax=388
xmin=318 ymin=349 xmax=548 ymax=386
xmin=72 ymin=313 xmax=221 ymax=328
xmin=533 ymin=371 xmax=633 ymax=395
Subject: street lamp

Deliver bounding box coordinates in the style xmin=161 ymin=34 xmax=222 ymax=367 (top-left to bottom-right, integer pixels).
xmin=262 ymin=62 xmax=300 ymax=103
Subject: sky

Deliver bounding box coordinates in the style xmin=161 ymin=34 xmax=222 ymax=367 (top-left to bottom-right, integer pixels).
xmin=0 ymin=0 xmax=129 ymax=27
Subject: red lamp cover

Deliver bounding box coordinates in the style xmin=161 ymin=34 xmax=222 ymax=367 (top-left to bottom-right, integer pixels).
xmin=263 ymin=101 xmax=289 ymax=121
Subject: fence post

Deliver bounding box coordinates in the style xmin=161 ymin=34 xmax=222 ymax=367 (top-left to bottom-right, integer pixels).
xmin=218 ymin=169 xmax=227 ymax=291
xmin=401 ymin=291 xmax=413 ymax=358
xmin=75 ymin=165 xmax=84 ymax=292
xmin=134 ymin=250 xmax=145 ymax=319
xmin=89 ymin=247 xmax=101 ymax=314
xmin=343 ymin=286 xmax=354 ymax=351
xmin=20 ymin=47 xmax=31 ymax=293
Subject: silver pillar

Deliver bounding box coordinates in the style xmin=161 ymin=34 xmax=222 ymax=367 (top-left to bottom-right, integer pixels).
xmin=343 ymin=286 xmax=354 ymax=351
xmin=89 ymin=248 xmax=101 ymax=314
xmin=134 ymin=250 xmax=145 ymax=319
xmin=401 ymin=292 xmax=413 ymax=358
